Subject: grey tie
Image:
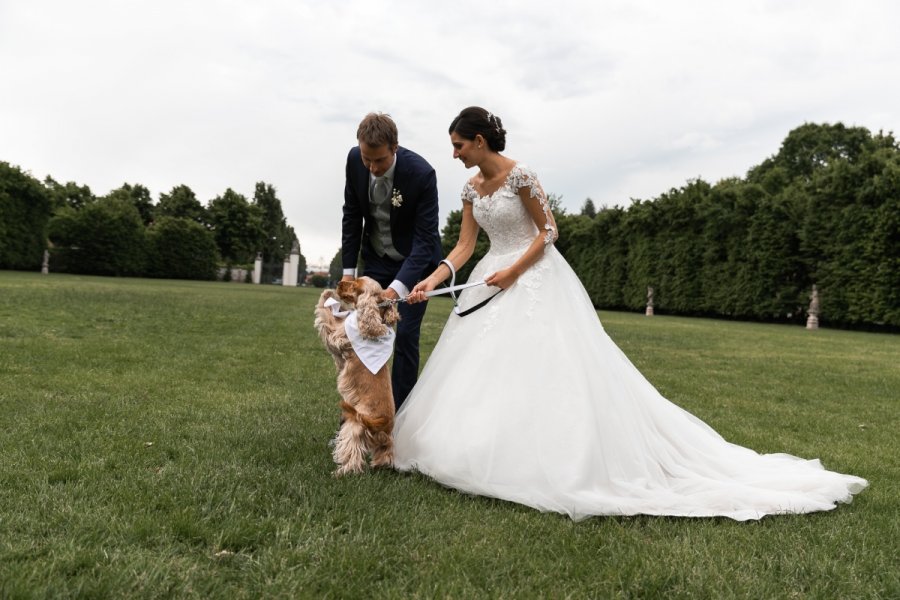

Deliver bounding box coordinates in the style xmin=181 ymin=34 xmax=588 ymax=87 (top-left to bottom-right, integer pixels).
xmin=372 ymin=177 xmax=390 ymax=205
xmin=369 ymin=177 xmax=402 ymax=260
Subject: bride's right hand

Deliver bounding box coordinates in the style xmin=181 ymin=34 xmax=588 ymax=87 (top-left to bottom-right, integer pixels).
xmin=408 ymin=278 xmax=438 ymax=304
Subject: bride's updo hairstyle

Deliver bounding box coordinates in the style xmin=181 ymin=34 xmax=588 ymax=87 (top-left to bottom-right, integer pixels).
xmin=449 ymin=106 xmax=507 ymax=152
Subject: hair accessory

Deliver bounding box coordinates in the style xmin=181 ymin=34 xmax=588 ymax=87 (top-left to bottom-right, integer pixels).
xmin=485 ymin=111 xmax=501 ymax=133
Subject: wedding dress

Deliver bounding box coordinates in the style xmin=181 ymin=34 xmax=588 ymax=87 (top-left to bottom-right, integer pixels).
xmin=392 ymin=164 xmax=867 ymax=521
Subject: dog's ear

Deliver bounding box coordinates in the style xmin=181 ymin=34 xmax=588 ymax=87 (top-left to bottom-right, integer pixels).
xmin=382 ymin=302 xmax=400 ymax=326
xmin=356 ymin=292 xmax=389 ymax=339
xmin=336 ymin=280 xmax=358 ymax=304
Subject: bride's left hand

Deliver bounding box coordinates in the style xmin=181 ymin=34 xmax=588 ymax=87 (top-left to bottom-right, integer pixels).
xmin=484 ymin=268 xmax=519 ymax=290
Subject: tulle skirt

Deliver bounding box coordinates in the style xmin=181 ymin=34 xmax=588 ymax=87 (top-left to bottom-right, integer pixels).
xmin=392 ymin=246 xmax=867 ymax=521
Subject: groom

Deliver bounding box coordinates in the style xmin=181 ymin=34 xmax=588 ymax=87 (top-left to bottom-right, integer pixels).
xmin=341 ymin=112 xmax=442 ymax=410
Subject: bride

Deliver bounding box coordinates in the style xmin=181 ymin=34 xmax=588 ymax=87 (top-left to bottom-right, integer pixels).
xmin=391 ymin=106 xmax=867 ymax=521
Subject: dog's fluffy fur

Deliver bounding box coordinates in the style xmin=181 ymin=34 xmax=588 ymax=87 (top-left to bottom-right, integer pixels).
xmin=314 ymin=276 xmax=400 ymax=476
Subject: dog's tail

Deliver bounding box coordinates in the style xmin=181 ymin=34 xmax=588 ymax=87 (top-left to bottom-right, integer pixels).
xmin=340 ymin=400 xmax=393 ymax=433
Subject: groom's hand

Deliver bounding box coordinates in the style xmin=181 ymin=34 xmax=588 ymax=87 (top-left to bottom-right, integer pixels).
xmin=383 ymin=288 xmax=399 ymax=301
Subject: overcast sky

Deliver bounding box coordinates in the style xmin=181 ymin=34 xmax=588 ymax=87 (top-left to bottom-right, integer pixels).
xmin=2 ymin=0 xmax=898 ymax=268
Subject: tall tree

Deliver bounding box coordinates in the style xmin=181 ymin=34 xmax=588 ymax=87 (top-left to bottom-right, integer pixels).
xmin=44 ymin=176 xmax=94 ymax=211
xmin=294 ymin=242 xmax=308 ymax=284
xmin=329 ymin=248 xmax=342 ymax=284
xmin=580 ymin=197 xmax=597 ymax=218
xmin=105 ymin=183 xmax=154 ymax=226
xmin=252 ymin=181 xmax=306 ymax=282
xmin=252 ymin=181 xmax=297 ymax=264
xmin=755 ymin=122 xmax=872 ymax=182
xmin=156 ymin=185 xmax=206 ymax=225
xmin=207 ymin=188 xmax=264 ymax=264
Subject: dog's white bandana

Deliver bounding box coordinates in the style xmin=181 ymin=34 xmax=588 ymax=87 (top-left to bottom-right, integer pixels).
xmin=344 ymin=312 xmax=395 ymax=374
xmin=324 ymin=297 xmax=395 ymax=374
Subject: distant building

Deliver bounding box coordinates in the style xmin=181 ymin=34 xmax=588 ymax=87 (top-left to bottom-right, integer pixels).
xmin=305 ymin=267 xmax=330 ymax=287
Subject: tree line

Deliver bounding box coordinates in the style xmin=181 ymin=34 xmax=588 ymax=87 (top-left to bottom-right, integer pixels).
xmin=3 ymin=121 xmax=897 ymax=328
xmin=0 ymin=168 xmax=304 ymax=282
xmin=440 ymin=122 xmax=899 ymax=329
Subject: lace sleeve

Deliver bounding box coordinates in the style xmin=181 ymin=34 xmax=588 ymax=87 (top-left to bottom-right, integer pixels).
xmin=461 ymin=182 xmax=478 ymax=204
xmin=509 ymin=165 xmax=558 ymax=245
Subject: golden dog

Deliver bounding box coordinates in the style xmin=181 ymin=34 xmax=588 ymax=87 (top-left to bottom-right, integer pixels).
xmin=314 ymin=276 xmax=400 ymax=476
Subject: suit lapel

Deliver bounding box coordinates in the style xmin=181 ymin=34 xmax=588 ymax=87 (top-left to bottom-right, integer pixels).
xmin=387 ymin=148 xmax=406 ymax=223
xmin=392 ymin=147 xmax=405 ymax=189
xmin=356 ymin=153 xmax=371 ymax=212
xmin=391 ymin=148 xmax=407 ymax=219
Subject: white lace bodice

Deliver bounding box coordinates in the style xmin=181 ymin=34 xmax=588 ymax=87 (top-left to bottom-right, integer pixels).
xmin=461 ymin=164 xmax=556 ymax=255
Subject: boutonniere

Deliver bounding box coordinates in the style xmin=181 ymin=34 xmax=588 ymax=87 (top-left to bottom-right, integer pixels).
xmin=391 ymin=189 xmax=403 ymax=208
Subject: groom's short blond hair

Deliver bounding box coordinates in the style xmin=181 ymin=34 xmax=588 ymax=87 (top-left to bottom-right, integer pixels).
xmin=357 ymin=113 xmax=398 ymax=149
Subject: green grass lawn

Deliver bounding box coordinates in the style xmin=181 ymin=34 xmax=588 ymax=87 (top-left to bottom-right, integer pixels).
xmin=1 ymin=271 xmax=897 ymax=598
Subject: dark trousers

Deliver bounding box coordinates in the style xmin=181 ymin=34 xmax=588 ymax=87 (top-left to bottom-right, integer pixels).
xmin=361 ymin=253 xmax=429 ymax=411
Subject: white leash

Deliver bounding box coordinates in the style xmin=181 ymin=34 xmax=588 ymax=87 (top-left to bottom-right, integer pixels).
xmin=378 ymin=259 xmax=501 ymax=316
xmin=377 ymin=280 xmax=485 ymax=307
xmin=378 ymin=259 xmax=481 ymax=308
xmin=424 ymin=279 xmax=486 ymax=298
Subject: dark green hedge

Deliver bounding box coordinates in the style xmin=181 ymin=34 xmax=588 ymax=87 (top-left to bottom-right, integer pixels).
xmin=0 ymin=162 xmax=52 ymax=270
xmin=48 ymin=197 xmax=148 ymax=276
xmin=146 ymin=217 xmax=219 ymax=280
xmin=2 ymin=166 xmax=294 ymax=282
xmin=556 ymin=124 xmax=900 ymax=328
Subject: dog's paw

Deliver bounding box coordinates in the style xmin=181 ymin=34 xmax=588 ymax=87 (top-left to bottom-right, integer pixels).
xmin=333 ymin=463 xmax=365 ymax=478
xmin=316 ymin=289 xmax=338 ymax=308
xmin=370 ymin=453 xmax=394 ymax=469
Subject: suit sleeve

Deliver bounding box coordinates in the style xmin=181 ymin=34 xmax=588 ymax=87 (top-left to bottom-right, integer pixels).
xmin=395 ymin=166 xmax=440 ymax=290
xmin=341 ymin=151 xmax=363 ymax=270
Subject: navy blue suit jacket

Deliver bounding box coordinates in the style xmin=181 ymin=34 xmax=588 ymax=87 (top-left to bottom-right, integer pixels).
xmin=342 ymin=146 xmax=442 ymax=290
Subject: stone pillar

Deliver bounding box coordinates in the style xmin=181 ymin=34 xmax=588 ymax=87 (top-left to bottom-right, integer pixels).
xmin=252 ymin=252 xmax=262 ymax=284
xmin=645 ymin=286 xmax=654 ymax=316
xmin=806 ymin=285 xmax=820 ymax=330
xmin=289 ymin=242 xmax=300 ymax=287
xmin=41 ymin=249 xmax=49 ymax=275
xmin=282 ymin=256 xmax=292 ymax=287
